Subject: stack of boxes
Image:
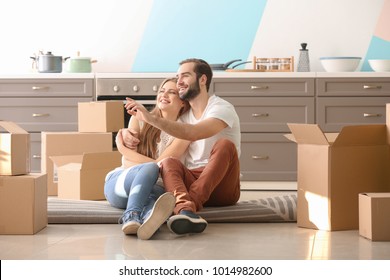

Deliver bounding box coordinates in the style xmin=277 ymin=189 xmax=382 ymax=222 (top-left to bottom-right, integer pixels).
xmin=286 ymin=104 xmax=390 ymax=241
xmin=0 ymin=100 xmax=124 ymax=234
xmin=0 ymin=121 xmax=47 ymax=234
xmin=46 ymin=100 xmax=124 ymax=200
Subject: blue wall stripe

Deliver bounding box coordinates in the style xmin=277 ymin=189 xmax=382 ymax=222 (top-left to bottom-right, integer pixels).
xmin=132 ymin=0 xmax=268 ymax=72
xmin=362 ymin=36 xmax=390 ymax=71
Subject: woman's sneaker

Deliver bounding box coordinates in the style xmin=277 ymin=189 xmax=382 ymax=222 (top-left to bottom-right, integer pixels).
xmin=137 ymin=192 xmax=176 ymax=240
xmin=120 ymin=211 xmax=142 ymax=235
xmin=167 ymin=210 xmax=208 ymax=235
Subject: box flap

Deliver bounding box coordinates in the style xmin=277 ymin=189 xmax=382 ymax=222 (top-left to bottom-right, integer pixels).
xmin=287 ymin=123 xmax=329 ymax=145
xmin=332 ymin=125 xmax=387 ymax=147
xmin=50 ymin=155 xmax=83 ymax=168
xmin=0 ymin=121 xmax=28 ymax=134
xmin=80 ymin=151 xmax=122 ymax=170
xmin=324 ymin=133 xmax=338 ymax=143
xmin=360 ymin=192 xmax=390 ymax=198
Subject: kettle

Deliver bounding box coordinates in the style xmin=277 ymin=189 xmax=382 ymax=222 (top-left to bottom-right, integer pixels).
xmin=30 ymin=51 xmax=66 ymax=73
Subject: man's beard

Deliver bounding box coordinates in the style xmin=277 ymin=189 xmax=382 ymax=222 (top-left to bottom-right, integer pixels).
xmin=180 ymin=80 xmax=201 ymax=101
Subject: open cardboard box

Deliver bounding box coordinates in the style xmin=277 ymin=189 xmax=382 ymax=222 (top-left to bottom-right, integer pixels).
xmin=41 ymin=132 xmax=113 ymax=196
xmin=359 ymin=192 xmax=390 ymax=241
xmin=51 ymin=151 xmax=122 ymax=200
xmin=286 ymin=123 xmax=390 ymax=231
xmin=0 ymin=121 xmax=30 ymax=175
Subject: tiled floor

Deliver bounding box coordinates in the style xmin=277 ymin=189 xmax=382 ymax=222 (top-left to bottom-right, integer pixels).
xmin=1 ymin=183 xmax=390 ymax=260
xmin=2 ymin=220 xmax=390 ymax=260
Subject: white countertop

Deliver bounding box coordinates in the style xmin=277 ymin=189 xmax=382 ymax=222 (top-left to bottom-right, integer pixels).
xmin=0 ymin=72 xmax=389 ymax=79
xmin=95 ymin=71 xmax=390 ymax=78
xmin=0 ymin=73 xmax=95 ymax=79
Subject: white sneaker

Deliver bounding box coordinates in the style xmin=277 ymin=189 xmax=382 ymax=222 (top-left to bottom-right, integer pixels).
xmin=120 ymin=211 xmax=142 ymax=235
xmin=137 ymin=192 xmax=176 ymax=240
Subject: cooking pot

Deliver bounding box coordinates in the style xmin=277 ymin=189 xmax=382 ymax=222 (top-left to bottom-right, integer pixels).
xmin=210 ymin=59 xmax=251 ymax=71
xmin=30 ymin=52 xmax=65 ymax=73
xmin=64 ymin=54 xmax=97 ymax=73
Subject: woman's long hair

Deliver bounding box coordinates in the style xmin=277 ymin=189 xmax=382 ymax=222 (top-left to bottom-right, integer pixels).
xmin=136 ymin=78 xmax=189 ymax=159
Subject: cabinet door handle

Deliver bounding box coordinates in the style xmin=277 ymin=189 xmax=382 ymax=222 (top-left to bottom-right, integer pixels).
xmin=251 ymin=85 xmax=269 ymax=90
xmin=32 ymin=155 xmax=41 ymax=159
xmin=252 ymin=155 xmax=269 ymax=160
xmin=252 ymin=113 xmax=269 ymax=117
xmin=32 ymin=113 xmax=50 ymax=117
xmin=363 ymin=113 xmax=382 ymax=118
xmin=363 ymin=85 xmax=382 ymax=89
xmin=32 ymin=86 xmax=49 ymax=90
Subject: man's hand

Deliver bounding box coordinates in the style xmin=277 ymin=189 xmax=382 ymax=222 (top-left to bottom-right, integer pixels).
xmin=121 ymin=127 xmax=140 ymax=150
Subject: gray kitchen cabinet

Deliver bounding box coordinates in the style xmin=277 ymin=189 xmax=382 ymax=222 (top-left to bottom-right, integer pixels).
xmin=317 ymin=78 xmax=390 ymax=132
xmin=240 ymin=133 xmax=297 ymax=181
xmin=317 ymin=97 xmax=390 ymax=132
xmin=317 ymin=77 xmax=390 ymax=97
xmin=30 ymin=133 xmax=42 ymax=173
xmin=211 ymin=77 xmax=315 ymax=181
xmin=223 ymin=97 xmax=314 ymax=132
xmin=0 ymin=77 xmax=94 ymax=172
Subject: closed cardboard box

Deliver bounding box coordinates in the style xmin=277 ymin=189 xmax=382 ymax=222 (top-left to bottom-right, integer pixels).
xmin=359 ymin=193 xmax=390 ymax=241
xmin=51 ymin=151 xmax=122 ymax=200
xmin=0 ymin=173 xmax=47 ymax=234
xmin=78 ymin=101 xmax=124 ymax=132
xmin=0 ymin=121 xmax=30 ymax=175
xmin=41 ymin=132 xmax=113 ymax=196
xmin=286 ymin=124 xmax=390 ymax=231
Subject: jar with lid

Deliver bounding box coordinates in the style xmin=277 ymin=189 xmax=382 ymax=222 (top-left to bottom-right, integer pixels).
xmin=279 ymin=58 xmax=291 ymax=71
xmin=269 ymin=58 xmax=280 ymax=70
xmin=257 ymin=58 xmax=269 ymax=70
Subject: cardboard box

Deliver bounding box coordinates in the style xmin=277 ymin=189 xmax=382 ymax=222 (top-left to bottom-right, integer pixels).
xmin=0 ymin=121 xmax=30 ymax=175
xmin=0 ymin=173 xmax=47 ymax=234
xmin=359 ymin=193 xmax=390 ymax=241
xmin=41 ymin=132 xmax=113 ymax=196
xmin=51 ymin=151 xmax=122 ymax=200
xmin=78 ymin=101 xmax=124 ymax=132
xmin=286 ymin=123 xmax=390 ymax=231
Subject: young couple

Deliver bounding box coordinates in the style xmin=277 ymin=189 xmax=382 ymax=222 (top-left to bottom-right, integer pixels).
xmin=104 ymin=58 xmax=241 ymax=240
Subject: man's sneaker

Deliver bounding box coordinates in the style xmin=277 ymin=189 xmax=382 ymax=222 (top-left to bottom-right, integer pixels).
xmin=137 ymin=192 xmax=176 ymax=240
xmin=167 ymin=210 xmax=208 ymax=235
xmin=120 ymin=211 xmax=142 ymax=235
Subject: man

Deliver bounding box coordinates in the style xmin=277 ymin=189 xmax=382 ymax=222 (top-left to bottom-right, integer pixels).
xmin=125 ymin=58 xmax=241 ymax=235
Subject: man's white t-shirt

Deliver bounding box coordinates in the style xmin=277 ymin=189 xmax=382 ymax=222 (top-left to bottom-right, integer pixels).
xmin=179 ymin=95 xmax=241 ymax=170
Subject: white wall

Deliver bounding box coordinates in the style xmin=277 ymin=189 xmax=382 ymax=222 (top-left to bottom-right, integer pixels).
xmin=0 ymin=0 xmax=385 ymax=73
xmin=0 ymin=0 xmax=152 ymax=73
xmin=250 ymin=0 xmax=384 ymax=71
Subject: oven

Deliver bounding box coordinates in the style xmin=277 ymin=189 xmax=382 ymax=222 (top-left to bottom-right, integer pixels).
xmin=96 ymin=76 xmax=169 ymax=148
xmin=95 ymin=77 xmax=166 ymax=128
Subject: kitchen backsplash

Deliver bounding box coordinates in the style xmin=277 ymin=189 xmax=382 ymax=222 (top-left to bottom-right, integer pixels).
xmin=0 ymin=0 xmax=389 ymax=73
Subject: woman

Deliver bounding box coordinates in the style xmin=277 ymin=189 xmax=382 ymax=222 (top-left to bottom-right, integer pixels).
xmin=104 ymin=78 xmax=190 ymax=240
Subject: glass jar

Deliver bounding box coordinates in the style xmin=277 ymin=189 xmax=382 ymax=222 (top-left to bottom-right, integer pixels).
xmin=257 ymin=58 xmax=269 ymax=71
xmin=279 ymin=58 xmax=291 ymax=71
xmin=269 ymin=58 xmax=280 ymax=70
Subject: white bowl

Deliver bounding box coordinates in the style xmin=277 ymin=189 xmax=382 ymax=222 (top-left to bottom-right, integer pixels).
xmin=320 ymin=57 xmax=361 ymax=72
xmin=368 ymin=59 xmax=390 ymax=72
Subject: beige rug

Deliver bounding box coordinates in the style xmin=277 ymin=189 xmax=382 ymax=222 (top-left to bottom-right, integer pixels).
xmin=47 ymin=193 xmax=297 ymax=224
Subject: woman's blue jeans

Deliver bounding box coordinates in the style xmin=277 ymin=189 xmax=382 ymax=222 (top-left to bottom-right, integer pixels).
xmin=104 ymin=162 xmax=164 ymax=222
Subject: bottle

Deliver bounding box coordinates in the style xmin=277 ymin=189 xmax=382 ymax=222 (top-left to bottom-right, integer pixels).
xmin=297 ymin=43 xmax=310 ymax=72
